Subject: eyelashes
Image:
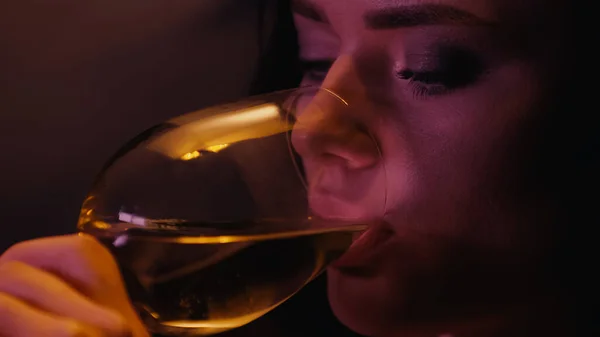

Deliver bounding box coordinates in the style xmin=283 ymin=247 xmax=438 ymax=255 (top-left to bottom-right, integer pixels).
xmin=300 ymin=60 xmax=332 ymax=83
xmin=300 ymin=47 xmax=485 ymax=98
xmin=397 ymin=47 xmax=485 ymax=98
xmin=397 ymin=69 xmax=455 ymax=97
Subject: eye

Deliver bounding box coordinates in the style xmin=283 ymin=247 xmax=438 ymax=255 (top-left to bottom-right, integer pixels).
xmin=397 ymin=46 xmax=484 ymax=98
xmin=301 ymin=59 xmax=334 ymax=83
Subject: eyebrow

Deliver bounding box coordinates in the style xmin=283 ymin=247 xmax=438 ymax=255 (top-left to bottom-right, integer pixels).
xmin=291 ymin=0 xmax=329 ymax=23
xmin=364 ymin=4 xmax=492 ymax=29
xmin=292 ymin=0 xmax=491 ymax=28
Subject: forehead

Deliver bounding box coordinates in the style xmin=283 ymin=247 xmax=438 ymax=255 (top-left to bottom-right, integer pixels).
xmin=293 ymin=0 xmax=558 ymax=27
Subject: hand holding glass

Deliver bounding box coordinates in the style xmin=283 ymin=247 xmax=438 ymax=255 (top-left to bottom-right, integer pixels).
xmin=78 ymin=88 xmax=386 ymax=335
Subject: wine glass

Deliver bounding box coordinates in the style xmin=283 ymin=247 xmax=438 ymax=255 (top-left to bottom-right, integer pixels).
xmin=77 ymin=87 xmax=387 ymax=336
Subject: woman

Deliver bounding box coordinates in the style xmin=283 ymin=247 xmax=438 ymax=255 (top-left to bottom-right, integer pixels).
xmin=0 ymin=0 xmax=594 ymax=336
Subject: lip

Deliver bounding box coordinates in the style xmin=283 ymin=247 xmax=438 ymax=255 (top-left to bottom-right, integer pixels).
xmin=330 ymin=221 xmax=394 ymax=271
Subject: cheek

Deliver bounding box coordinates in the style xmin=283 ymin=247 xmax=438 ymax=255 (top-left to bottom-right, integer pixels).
xmin=373 ymin=116 xmax=419 ymax=212
xmin=379 ymin=62 xmax=541 ymax=225
xmin=412 ymin=62 xmax=540 ymax=175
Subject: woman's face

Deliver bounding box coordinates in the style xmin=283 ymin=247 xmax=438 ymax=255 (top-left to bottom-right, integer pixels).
xmin=292 ymin=0 xmax=566 ymax=335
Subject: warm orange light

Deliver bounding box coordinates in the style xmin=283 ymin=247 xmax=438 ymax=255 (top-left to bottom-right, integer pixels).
xmin=205 ymin=144 xmax=230 ymax=153
xmin=180 ymin=143 xmax=230 ymax=161
xmin=148 ymin=104 xmax=286 ymax=159
xmin=180 ymin=150 xmax=201 ymax=161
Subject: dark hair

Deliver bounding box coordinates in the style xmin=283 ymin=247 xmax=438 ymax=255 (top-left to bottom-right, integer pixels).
xmin=551 ymin=5 xmax=599 ymax=335
xmin=250 ymin=0 xmax=302 ymax=95
xmin=494 ymin=3 xmax=598 ymax=334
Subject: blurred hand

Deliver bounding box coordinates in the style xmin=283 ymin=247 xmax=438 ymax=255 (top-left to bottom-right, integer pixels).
xmin=0 ymin=234 xmax=149 ymax=336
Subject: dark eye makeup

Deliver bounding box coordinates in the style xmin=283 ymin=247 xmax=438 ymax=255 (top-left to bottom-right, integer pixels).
xmin=300 ymin=59 xmax=333 ymax=83
xmin=300 ymin=46 xmax=485 ymax=98
xmin=397 ymin=45 xmax=485 ymax=98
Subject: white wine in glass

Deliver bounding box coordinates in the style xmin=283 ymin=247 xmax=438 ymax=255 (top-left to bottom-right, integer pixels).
xmin=78 ymin=88 xmax=384 ymax=335
xmin=82 ymin=221 xmax=364 ymax=336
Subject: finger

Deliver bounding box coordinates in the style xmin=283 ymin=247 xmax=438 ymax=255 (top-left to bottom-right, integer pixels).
xmin=0 ymin=292 xmax=106 ymax=337
xmin=0 ymin=235 xmax=148 ymax=336
xmin=0 ymin=261 xmax=131 ymax=337
xmin=0 ymin=234 xmax=126 ymax=302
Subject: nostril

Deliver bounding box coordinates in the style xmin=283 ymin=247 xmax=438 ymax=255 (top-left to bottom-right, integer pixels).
xmin=291 ymin=126 xmax=380 ymax=170
xmin=328 ymin=132 xmax=381 ymax=170
xmin=288 ymin=87 xmax=381 ymax=171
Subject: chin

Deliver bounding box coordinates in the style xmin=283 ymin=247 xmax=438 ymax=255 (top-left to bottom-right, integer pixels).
xmin=326 ymin=267 xmax=404 ymax=337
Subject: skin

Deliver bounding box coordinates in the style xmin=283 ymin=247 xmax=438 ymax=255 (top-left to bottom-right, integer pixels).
xmin=0 ymin=235 xmax=148 ymax=336
xmin=291 ymin=0 xmax=571 ymax=336
xmin=0 ymin=0 xmax=576 ymax=336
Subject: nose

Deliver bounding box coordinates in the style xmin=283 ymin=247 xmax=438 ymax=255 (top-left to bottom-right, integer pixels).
xmin=291 ymin=57 xmax=381 ymax=170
